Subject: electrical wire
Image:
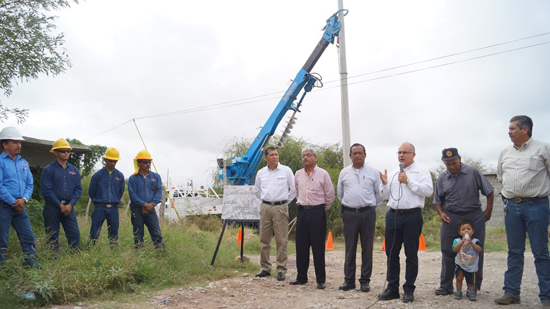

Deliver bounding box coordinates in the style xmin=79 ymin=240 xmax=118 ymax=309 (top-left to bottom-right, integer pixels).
xmin=83 ymin=33 xmax=550 ymax=142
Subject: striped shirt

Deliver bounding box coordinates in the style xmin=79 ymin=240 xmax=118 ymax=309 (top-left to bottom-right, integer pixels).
xmin=337 ymin=164 xmax=383 ymax=208
xmin=295 ymin=165 xmax=335 ymax=210
xmin=433 ymin=163 xmax=494 ymax=212
xmin=497 ymin=138 xmax=550 ymax=198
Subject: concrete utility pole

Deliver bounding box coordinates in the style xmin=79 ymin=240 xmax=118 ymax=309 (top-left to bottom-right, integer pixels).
xmin=338 ymin=0 xmax=351 ymax=167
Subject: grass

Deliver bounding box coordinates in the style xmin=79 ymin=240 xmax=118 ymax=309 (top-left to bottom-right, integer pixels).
xmin=0 ymin=213 xmax=259 ymax=308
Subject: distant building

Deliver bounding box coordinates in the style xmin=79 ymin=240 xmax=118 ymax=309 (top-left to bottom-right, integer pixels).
xmin=21 ymin=136 xmax=91 ymax=172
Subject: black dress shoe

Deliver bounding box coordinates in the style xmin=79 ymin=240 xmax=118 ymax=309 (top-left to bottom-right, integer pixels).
xmin=360 ymin=282 xmax=370 ymax=292
xmin=402 ymin=291 xmax=414 ymax=303
xmin=378 ymin=288 xmax=400 ymax=300
xmin=434 ymin=287 xmax=453 ymax=295
xmin=255 ymin=270 xmax=271 ymax=278
xmin=277 ymin=272 xmax=286 ymax=281
xmin=317 ymin=283 xmax=326 ymax=289
xmin=290 ymin=279 xmax=307 ymax=285
xmin=338 ymin=282 xmax=356 ymax=291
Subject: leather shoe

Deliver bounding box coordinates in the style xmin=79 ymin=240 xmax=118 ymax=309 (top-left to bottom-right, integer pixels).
xmin=317 ymin=282 xmax=326 ymax=289
xmin=277 ymin=272 xmax=285 ymax=281
xmin=360 ymin=282 xmax=370 ymax=292
xmin=494 ymin=293 xmax=521 ymax=305
xmin=338 ymin=282 xmax=356 ymax=291
xmin=255 ymin=270 xmax=271 ymax=278
xmin=402 ymin=291 xmax=414 ymax=303
xmin=290 ymin=279 xmax=307 ymax=285
xmin=378 ymin=288 xmax=400 ymax=300
xmin=434 ymin=287 xmax=453 ymax=295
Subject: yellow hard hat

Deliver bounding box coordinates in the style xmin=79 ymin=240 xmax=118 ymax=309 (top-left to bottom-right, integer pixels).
xmin=135 ymin=149 xmax=153 ymax=160
xmin=104 ymin=147 xmax=120 ymax=161
xmin=50 ymin=138 xmax=72 ymax=153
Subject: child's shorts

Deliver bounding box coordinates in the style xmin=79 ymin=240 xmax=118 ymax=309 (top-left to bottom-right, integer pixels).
xmin=454 ymin=265 xmax=476 ymax=285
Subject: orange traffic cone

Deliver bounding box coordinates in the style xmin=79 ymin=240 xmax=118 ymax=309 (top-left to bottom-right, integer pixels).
xmin=380 ymin=238 xmax=386 ymax=252
xmin=419 ymin=234 xmax=427 ymax=251
xmin=326 ymin=232 xmax=334 ymax=250
xmin=237 ymin=228 xmax=242 ymax=246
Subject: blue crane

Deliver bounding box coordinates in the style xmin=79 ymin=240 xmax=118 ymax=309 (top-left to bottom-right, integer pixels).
xmin=219 ymin=9 xmax=348 ymax=185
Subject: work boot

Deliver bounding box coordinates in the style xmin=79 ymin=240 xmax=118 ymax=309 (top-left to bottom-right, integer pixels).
xmin=494 ymin=293 xmax=520 ymax=305
xmin=435 ymin=287 xmax=453 ymax=295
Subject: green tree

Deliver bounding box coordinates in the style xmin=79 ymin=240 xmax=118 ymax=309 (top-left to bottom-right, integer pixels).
xmin=0 ymin=0 xmax=79 ymax=122
xmin=66 ymin=138 xmax=107 ymax=177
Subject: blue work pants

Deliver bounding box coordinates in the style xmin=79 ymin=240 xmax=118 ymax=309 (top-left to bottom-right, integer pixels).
xmin=503 ymin=197 xmax=550 ymax=302
xmin=130 ymin=207 xmax=165 ymax=249
xmin=0 ymin=204 xmax=38 ymax=267
xmin=43 ymin=204 xmax=80 ymax=250
xmin=89 ymin=205 xmax=119 ymax=245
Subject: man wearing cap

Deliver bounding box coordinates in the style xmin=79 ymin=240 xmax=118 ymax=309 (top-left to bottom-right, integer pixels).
xmin=336 ymin=143 xmax=382 ymax=292
xmin=41 ymin=138 xmax=82 ymax=250
xmin=88 ymin=148 xmax=125 ymax=246
xmin=378 ymin=142 xmax=433 ymax=303
xmin=0 ymin=127 xmax=38 ymax=267
xmin=128 ymin=149 xmax=165 ymax=249
xmin=291 ymin=147 xmax=335 ymax=289
xmin=494 ymin=115 xmax=550 ymax=306
xmin=254 ymin=147 xmax=295 ymax=281
xmin=433 ymin=147 xmax=494 ymax=298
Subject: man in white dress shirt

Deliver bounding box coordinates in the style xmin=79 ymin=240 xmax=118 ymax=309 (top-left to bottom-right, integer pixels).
xmin=378 ymin=142 xmax=433 ymax=303
xmin=254 ymin=147 xmax=296 ymax=281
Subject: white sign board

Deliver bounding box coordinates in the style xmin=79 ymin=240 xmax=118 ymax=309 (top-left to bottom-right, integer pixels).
xmin=221 ymin=185 xmax=261 ymax=222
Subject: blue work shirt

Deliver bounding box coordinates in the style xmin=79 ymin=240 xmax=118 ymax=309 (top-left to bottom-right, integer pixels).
xmin=41 ymin=160 xmax=82 ymax=206
xmin=128 ymin=171 xmax=162 ymax=207
xmin=0 ymin=152 xmax=33 ymax=204
xmin=89 ymin=167 xmax=125 ymax=204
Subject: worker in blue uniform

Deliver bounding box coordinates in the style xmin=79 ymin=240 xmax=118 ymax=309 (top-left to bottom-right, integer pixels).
xmin=41 ymin=138 xmax=82 ymax=250
xmin=89 ymin=147 xmax=125 ymax=246
xmin=0 ymin=127 xmax=38 ymax=267
xmin=128 ymin=149 xmax=165 ymax=249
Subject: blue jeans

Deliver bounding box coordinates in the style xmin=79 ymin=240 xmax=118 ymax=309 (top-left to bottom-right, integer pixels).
xmin=130 ymin=208 xmax=165 ymax=249
xmin=0 ymin=204 xmax=38 ymax=267
xmin=43 ymin=204 xmax=81 ymax=250
xmin=503 ymin=197 xmax=550 ymax=301
xmin=89 ymin=205 xmax=119 ymax=245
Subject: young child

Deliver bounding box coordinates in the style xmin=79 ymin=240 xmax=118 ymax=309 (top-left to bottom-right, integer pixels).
xmin=452 ymin=219 xmax=482 ymax=301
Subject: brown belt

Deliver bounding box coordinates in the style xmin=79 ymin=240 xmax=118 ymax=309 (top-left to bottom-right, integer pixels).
xmin=504 ymin=196 xmax=547 ymax=204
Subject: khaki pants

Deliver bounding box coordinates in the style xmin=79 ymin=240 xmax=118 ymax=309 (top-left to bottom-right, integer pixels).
xmin=259 ymin=203 xmax=289 ymax=273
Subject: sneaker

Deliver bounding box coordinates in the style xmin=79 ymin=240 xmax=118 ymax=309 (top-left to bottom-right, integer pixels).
xmin=467 ymin=290 xmax=477 ymax=301
xmin=402 ymin=291 xmax=414 ymax=303
xmin=378 ymin=288 xmax=400 ymax=300
xmin=494 ymin=293 xmax=520 ymax=305
xmin=454 ymin=291 xmax=462 ymax=300
xmin=435 ymin=287 xmax=453 ymax=295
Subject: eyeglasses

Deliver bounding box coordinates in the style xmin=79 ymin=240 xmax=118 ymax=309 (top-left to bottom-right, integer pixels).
xmin=396 ymin=151 xmax=414 ymax=155
xmin=139 ymin=161 xmax=152 ymax=165
xmin=301 ymin=153 xmax=314 ymax=158
xmin=56 ymin=150 xmax=71 ymax=154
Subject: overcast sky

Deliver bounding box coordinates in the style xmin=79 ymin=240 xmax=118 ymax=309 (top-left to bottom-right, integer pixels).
xmin=2 ymin=0 xmax=549 ymax=188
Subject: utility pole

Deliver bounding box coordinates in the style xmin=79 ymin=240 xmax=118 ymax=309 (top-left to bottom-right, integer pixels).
xmin=338 ymin=0 xmax=351 ymax=167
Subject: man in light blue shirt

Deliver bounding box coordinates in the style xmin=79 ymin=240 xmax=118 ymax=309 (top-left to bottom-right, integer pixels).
xmin=0 ymin=127 xmax=38 ymax=267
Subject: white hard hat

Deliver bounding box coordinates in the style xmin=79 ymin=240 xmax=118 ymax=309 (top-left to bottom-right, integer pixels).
xmin=0 ymin=127 xmax=24 ymax=140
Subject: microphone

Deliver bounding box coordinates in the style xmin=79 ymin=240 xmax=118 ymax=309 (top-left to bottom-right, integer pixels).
xmin=399 ymin=162 xmax=404 ymax=173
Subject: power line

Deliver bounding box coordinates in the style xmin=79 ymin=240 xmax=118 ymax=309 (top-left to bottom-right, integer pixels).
xmin=84 ymin=33 xmax=550 ymax=142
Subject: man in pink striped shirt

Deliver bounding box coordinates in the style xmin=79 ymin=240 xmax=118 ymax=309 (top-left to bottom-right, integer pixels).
xmin=290 ymin=147 xmax=335 ymax=289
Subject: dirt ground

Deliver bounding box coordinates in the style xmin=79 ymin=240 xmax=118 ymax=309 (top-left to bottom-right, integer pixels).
xmin=54 ymin=248 xmax=546 ymax=309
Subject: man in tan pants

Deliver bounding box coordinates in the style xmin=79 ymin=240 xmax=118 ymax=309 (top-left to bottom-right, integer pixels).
xmin=254 ymin=147 xmax=296 ymax=281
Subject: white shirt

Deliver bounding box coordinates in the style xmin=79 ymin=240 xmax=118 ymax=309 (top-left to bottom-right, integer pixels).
xmin=380 ymin=161 xmax=433 ymax=209
xmin=497 ymin=138 xmax=550 ymax=198
xmin=337 ymin=164 xmax=383 ymax=208
xmin=254 ymin=163 xmax=296 ymax=202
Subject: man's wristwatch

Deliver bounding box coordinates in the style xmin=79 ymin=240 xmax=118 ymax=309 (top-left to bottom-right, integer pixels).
xmin=22 ymin=197 xmax=28 ymax=202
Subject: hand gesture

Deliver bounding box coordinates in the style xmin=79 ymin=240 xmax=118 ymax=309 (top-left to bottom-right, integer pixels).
xmin=379 ymin=169 xmax=388 ymax=185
